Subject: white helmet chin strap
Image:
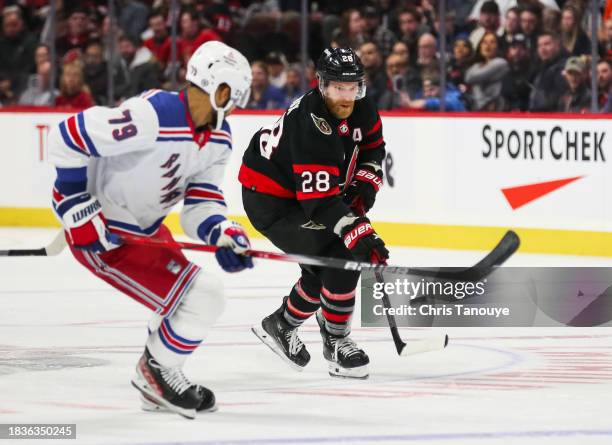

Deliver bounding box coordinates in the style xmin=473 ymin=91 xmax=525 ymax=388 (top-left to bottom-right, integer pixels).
xmin=209 ymin=85 xmax=235 ymax=130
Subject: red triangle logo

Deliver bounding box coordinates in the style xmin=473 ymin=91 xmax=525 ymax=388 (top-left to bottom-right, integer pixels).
xmin=501 ymin=176 xmax=584 ymax=210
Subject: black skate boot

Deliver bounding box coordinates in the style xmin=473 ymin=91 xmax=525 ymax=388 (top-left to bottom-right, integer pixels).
xmin=316 ymin=311 xmax=369 ymax=379
xmin=251 ymin=298 xmax=311 ymax=371
xmin=131 ymin=348 xmax=216 ymax=419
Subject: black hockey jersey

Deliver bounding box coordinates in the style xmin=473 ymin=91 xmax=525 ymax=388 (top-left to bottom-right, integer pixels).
xmin=239 ymin=89 xmax=385 ymax=230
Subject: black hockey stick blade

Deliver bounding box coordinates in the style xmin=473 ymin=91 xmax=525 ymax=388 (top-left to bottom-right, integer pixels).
xmin=0 ymin=231 xmax=67 ymax=257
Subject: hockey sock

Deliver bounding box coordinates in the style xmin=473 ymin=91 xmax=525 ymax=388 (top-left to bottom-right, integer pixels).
xmin=319 ymin=286 xmax=356 ymax=337
xmin=146 ymin=273 xmax=225 ymax=368
xmin=283 ymin=277 xmax=321 ymax=327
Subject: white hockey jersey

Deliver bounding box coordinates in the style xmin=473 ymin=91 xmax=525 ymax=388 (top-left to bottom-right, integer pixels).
xmin=48 ymin=89 xmax=233 ymax=241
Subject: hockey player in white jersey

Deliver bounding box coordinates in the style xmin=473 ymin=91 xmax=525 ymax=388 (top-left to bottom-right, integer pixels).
xmin=48 ymin=41 xmax=253 ymax=419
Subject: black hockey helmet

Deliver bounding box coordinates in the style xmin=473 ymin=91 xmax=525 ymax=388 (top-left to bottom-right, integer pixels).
xmin=316 ymin=47 xmax=366 ymax=100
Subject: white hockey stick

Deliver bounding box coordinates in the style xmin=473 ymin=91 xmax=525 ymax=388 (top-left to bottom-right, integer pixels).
xmin=0 ymin=230 xmax=67 ymax=256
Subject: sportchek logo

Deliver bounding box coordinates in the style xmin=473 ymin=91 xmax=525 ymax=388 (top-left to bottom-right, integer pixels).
xmin=482 ymin=125 xmax=606 ymax=162
xmin=501 ymin=176 xmax=583 ymax=210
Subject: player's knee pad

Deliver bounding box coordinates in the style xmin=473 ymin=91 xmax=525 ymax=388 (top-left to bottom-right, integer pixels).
xmin=178 ymin=272 xmax=226 ymax=326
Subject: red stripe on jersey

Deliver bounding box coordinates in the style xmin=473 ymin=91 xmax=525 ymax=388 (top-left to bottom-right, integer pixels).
xmin=321 ymin=309 xmax=352 ymax=323
xmin=238 ymin=164 xmax=295 ymax=198
xmin=321 ymin=287 xmax=356 ymax=301
xmin=67 ymin=116 xmax=86 ymax=151
xmin=52 ymin=188 xmax=64 ymax=203
xmin=366 ymin=117 xmax=382 ymax=136
xmin=160 ymin=129 xmax=191 ymax=134
xmin=292 ymin=164 xmax=340 ymax=176
xmin=359 ymin=136 xmax=383 ymax=150
xmin=186 ymin=189 xmax=225 ymax=200
xmin=296 ymin=186 xmax=340 ymax=200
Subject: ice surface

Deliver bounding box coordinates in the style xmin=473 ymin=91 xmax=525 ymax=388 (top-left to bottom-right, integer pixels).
xmin=1 ymin=228 xmax=611 ymax=445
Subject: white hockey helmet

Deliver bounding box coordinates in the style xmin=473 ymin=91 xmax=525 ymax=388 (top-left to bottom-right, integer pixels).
xmin=186 ymin=41 xmax=252 ymax=128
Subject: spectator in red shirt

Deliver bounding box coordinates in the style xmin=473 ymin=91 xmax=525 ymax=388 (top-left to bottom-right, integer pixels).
xmin=143 ymin=11 xmax=171 ymax=69
xmin=56 ymin=7 xmax=90 ymax=58
xmin=55 ymin=62 xmax=94 ymax=109
xmin=177 ymin=10 xmax=221 ymax=66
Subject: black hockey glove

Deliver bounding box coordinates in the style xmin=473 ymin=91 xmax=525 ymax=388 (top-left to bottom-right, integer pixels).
xmin=343 ymin=164 xmax=383 ymax=216
xmin=340 ymin=216 xmax=389 ymax=264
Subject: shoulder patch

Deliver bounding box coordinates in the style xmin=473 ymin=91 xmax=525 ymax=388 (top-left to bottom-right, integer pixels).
xmin=310 ymin=113 xmax=332 ymax=135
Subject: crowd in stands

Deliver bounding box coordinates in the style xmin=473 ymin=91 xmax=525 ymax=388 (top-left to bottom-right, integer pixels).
xmin=1 ymin=0 xmax=611 ymax=112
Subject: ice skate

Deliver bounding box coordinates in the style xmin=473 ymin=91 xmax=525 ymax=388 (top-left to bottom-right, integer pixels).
xmin=252 ymin=299 xmax=311 ymax=371
xmin=316 ymin=311 xmax=369 ymax=379
xmin=131 ymin=348 xmax=216 ymax=419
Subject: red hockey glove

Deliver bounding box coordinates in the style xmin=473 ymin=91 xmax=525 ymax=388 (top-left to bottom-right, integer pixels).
xmin=54 ymin=192 xmax=122 ymax=252
xmin=343 ymin=164 xmax=383 ymax=216
xmin=340 ymin=216 xmax=389 ymax=264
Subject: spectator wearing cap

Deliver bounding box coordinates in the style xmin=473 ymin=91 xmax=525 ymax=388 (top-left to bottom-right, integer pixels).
xmin=359 ymin=41 xmax=387 ymax=105
xmin=399 ymin=70 xmax=466 ymax=111
xmin=265 ymin=52 xmax=288 ymax=89
xmin=597 ymin=59 xmax=612 ymax=110
xmin=363 ymin=5 xmax=396 ymax=58
xmin=0 ymin=6 xmax=37 ymax=96
xmin=465 ymin=32 xmax=509 ymax=111
xmin=247 ymin=60 xmax=285 ymax=110
xmin=143 ymin=12 xmax=171 ymax=70
xmin=282 ymin=64 xmax=304 ymax=108
xmin=560 ymin=4 xmax=591 ymax=57
xmin=331 ymin=9 xmax=366 ymax=50
xmin=397 ymin=6 xmax=424 ymax=67
xmin=448 ymin=36 xmax=473 ymax=93
xmin=55 ymin=62 xmax=95 ymax=109
xmin=469 ymin=1 xmax=500 ymax=51
xmin=557 ymin=56 xmax=590 ymax=113
xmin=56 ymin=8 xmax=90 ymax=58
xmin=500 ymin=33 xmax=534 ymax=111
xmin=529 ymin=32 xmax=568 ymax=112
xmin=116 ymin=35 xmax=161 ymax=101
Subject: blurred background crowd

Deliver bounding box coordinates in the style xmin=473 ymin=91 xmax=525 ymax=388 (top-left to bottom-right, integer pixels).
xmin=1 ymin=0 xmax=611 ymax=113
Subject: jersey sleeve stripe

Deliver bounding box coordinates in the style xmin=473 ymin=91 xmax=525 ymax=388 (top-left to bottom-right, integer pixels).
xmin=359 ymin=136 xmax=383 ymax=150
xmin=77 ymin=112 xmax=100 ymax=157
xmin=296 ymin=186 xmax=340 ymax=200
xmin=66 ymin=116 xmax=87 ymax=153
xmin=209 ymin=137 xmax=232 ymax=149
xmin=292 ymin=164 xmax=340 ymax=176
xmin=156 ymin=136 xmax=193 ymax=142
xmin=106 ymin=218 xmax=163 ymax=236
xmin=187 ymin=182 xmax=220 ymax=192
xmin=186 ymin=189 xmax=225 ymax=200
xmin=366 ymin=117 xmax=382 ymax=136
xmin=59 ymin=121 xmax=88 ymax=156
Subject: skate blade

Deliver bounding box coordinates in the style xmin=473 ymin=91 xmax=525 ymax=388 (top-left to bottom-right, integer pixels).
xmin=326 ymin=361 xmax=369 ymax=380
xmin=131 ymin=371 xmax=196 ymax=420
xmin=140 ymin=394 xmax=218 ymax=414
xmin=251 ymin=325 xmax=306 ymax=372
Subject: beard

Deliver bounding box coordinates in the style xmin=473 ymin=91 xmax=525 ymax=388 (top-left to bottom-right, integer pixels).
xmin=325 ymin=97 xmax=355 ymax=119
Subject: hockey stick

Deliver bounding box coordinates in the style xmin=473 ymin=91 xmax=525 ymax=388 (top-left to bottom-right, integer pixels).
xmin=0 ymin=230 xmax=67 ymax=257
xmin=120 ymin=230 xmax=520 ymax=280
xmin=376 ymin=269 xmax=449 ymax=356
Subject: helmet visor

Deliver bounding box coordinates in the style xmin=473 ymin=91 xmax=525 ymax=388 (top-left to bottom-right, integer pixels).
xmin=319 ymin=79 xmax=366 ymax=101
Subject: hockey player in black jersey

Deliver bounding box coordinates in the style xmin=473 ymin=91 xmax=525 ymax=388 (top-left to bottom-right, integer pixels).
xmin=240 ymin=47 xmax=388 ymax=379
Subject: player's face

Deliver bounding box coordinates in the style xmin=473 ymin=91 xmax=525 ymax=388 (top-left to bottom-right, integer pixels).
xmin=323 ymin=81 xmax=358 ymax=119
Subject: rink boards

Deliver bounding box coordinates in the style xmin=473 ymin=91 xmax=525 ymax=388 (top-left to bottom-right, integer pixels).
xmin=0 ymin=108 xmax=610 ymax=256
